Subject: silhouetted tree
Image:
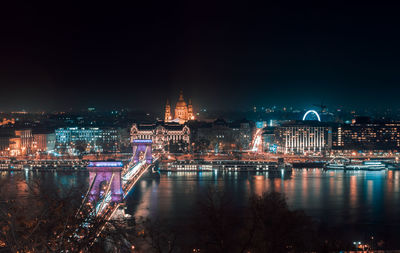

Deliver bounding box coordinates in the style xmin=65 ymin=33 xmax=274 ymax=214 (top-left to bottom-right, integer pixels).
xmin=195 ymin=189 xmax=317 ymax=253
xmin=247 ymin=192 xmax=316 ymax=252
xmin=0 ymin=174 xmax=134 ymax=252
xmin=194 ymin=187 xmax=248 ymax=253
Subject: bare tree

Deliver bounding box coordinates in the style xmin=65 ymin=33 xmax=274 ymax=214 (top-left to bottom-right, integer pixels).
xmin=247 ymin=192 xmax=316 ymax=252
xmin=128 ymin=217 xmax=178 ymax=253
xmin=0 ymin=174 xmax=134 ymax=252
xmin=193 ymin=189 xmax=317 ymax=253
xmin=193 ymin=187 xmax=249 ymax=253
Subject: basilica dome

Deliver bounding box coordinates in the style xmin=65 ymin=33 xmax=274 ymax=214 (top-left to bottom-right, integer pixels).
xmin=165 ymin=91 xmax=195 ymax=124
xmin=175 ymin=92 xmax=187 ymax=108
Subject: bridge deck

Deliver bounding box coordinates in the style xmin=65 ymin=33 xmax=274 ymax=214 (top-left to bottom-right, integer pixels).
xmin=95 ymin=157 xmax=157 ymax=219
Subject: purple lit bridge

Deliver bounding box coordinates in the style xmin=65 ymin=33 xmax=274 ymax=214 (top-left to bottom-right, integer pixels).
xmin=132 ymin=139 xmax=153 ymax=164
xmin=79 ymin=139 xmax=158 ymax=221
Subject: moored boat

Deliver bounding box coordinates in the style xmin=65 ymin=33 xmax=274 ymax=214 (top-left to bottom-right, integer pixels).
xmin=325 ymin=160 xmax=386 ymax=171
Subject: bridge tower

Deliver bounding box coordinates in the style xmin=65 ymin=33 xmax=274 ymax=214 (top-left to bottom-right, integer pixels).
xmin=132 ymin=139 xmax=153 ymax=164
xmin=87 ymin=161 xmax=123 ymax=203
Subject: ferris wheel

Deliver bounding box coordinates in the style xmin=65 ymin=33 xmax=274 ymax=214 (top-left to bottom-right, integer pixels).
xmin=302 ymin=110 xmax=321 ymax=122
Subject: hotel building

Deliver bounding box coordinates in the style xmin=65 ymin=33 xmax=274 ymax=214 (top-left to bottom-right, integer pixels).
xmin=274 ymin=121 xmax=332 ymax=154
xmin=332 ymin=118 xmax=400 ymax=152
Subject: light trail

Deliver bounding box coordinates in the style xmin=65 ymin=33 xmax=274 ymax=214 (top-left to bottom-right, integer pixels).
xmin=122 ymin=161 xmax=145 ymax=181
xmin=250 ymin=128 xmax=263 ymax=153
xmin=88 ymin=157 xmax=159 ymax=246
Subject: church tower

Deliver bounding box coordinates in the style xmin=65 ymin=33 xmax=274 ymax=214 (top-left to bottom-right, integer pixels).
xmin=165 ymin=100 xmax=172 ymax=122
xmin=174 ymin=91 xmax=188 ymax=124
xmin=164 ymin=91 xmax=195 ymax=124
xmin=188 ymin=99 xmax=195 ymax=120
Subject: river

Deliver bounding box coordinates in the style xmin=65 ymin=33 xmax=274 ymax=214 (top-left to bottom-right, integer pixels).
xmin=2 ymin=169 xmax=400 ymax=247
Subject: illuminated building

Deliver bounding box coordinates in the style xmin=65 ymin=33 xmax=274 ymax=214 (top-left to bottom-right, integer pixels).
xmin=164 ymin=91 xmax=195 ymax=124
xmin=274 ymin=121 xmax=332 ymax=154
xmin=164 ymin=100 xmax=172 ymax=122
xmin=332 ymin=117 xmax=400 ymax=152
xmin=33 ymin=133 xmax=56 ymax=153
xmin=9 ymin=137 xmax=21 ymax=156
xmin=16 ymin=130 xmax=34 ymax=154
xmin=130 ymin=122 xmax=190 ymax=152
xmin=55 ymin=127 xmax=119 ymax=153
xmin=55 ymin=127 xmax=102 ymax=144
xmin=0 ymin=118 xmax=15 ymax=126
xmin=7 ymin=129 xmax=34 ymax=156
xmin=262 ymin=127 xmax=276 ymax=152
xmin=188 ymin=99 xmax=194 ymax=120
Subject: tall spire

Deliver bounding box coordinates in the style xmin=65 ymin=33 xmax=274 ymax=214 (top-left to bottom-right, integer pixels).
xmin=178 ymin=90 xmax=184 ymax=101
xmin=165 ymin=99 xmax=172 ymax=122
xmin=188 ymin=99 xmax=195 ymax=120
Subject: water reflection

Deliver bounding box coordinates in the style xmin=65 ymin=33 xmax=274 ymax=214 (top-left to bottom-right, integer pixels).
xmin=2 ymin=169 xmax=400 ymax=245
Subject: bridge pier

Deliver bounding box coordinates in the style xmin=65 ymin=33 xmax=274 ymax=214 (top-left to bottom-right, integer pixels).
xmin=87 ymin=161 xmax=124 ymax=203
xmin=132 ymin=139 xmax=153 ymax=164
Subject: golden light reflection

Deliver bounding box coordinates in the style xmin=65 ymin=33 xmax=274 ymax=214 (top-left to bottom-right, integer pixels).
xmin=314 ymin=169 xmax=321 ymax=202
xmin=273 ymin=178 xmax=281 ymax=191
xmin=134 ymin=180 xmax=153 ymax=218
xmin=350 ymin=175 xmax=357 ymax=208
xmin=253 ymin=175 xmax=265 ymax=196
xmin=302 ymin=170 xmax=308 ymax=204
xmin=387 ymin=170 xmax=393 ymax=196
xmin=329 ymin=171 xmax=335 ymax=196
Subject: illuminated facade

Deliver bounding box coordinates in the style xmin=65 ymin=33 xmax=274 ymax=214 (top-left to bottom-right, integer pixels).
xmin=55 ymin=127 xmax=119 ymax=153
xmin=130 ymin=122 xmax=190 ymax=151
xmin=9 ymin=130 xmax=34 ymax=156
xmin=275 ymin=122 xmax=332 ymax=154
xmin=0 ymin=118 xmax=15 ymax=126
xmin=333 ymin=120 xmax=400 ymax=151
xmin=165 ymin=100 xmax=172 ymax=122
xmin=165 ymin=91 xmax=195 ymax=124
xmin=34 ymin=133 xmax=56 ymax=153
xmin=56 ymin=127 xmax=102 ymax=144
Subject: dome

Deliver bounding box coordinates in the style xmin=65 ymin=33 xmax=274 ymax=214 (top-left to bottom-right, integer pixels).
xmin=175 ymin=92 xmax=187 ymax=108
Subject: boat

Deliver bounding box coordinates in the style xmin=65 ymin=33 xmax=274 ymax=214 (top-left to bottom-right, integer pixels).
xmin=345 ymin=161 xmax=386 ymax=171
xmin=325 ymin=160 xmax=386 ymax=171
xmin=324 ymin=163 xmax=346 ymax=170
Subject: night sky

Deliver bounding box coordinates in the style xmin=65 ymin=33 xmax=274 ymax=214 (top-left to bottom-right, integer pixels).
xmin=1 ymin=1 xmax=400 ymax=112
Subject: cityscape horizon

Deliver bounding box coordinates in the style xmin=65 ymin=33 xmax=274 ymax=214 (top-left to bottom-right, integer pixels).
xmin=3 ymin=1 xmax=400 ymax=252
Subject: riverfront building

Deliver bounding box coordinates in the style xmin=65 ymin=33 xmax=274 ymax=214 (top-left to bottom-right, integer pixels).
xmin=33 ymin=132 xmax=56 ymax=153
xmin=55 ymin=127 xmax=119 ymax=153
xmin=332 ymin=118 xmax=400 ymax=152
xmin=130 ymin=122 xmax=190 ymax=152
xmin=55 ymin=127 xmax=102 ymax=144
xmin=274 ymin=121 xmax=332 ymax=155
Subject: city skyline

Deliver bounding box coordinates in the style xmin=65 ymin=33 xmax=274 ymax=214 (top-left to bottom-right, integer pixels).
xmin=1 ymin=2 xmax=400 ymax=111
xmin=4 ymin=2 xmax=400 ymax=252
